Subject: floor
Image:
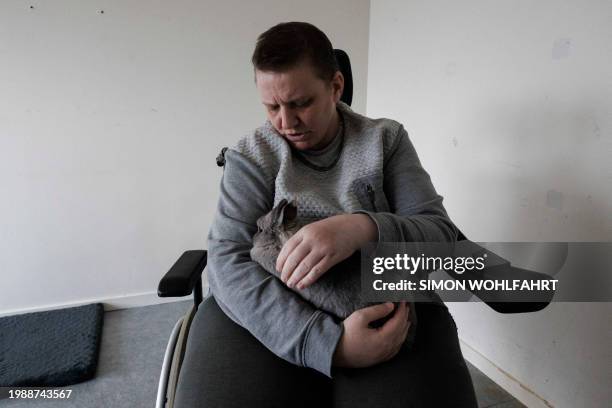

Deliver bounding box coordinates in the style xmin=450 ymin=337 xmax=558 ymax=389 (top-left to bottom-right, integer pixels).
xmin=0 ymin=300 xmax=525 ymax=408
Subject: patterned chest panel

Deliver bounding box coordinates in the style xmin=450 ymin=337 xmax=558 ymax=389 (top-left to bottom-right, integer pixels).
xmin=234 ymin=103 xmax=401 ymax=224
xmin=273 ymin=119 xmax=386 ymax=223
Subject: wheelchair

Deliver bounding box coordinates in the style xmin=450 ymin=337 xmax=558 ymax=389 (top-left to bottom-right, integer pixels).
xmin=154 ymin=49 xmax=554 ymax=408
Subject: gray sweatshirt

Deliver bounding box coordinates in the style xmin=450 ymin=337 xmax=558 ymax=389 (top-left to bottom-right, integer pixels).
xmin=206 ymin=102 xmax=457 ymax=377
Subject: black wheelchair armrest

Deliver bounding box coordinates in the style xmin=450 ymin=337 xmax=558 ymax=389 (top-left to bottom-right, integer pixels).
xmin=158 ymin=250 xmax=207 ymax=307
xmin=478 ymin=264 xmax=553 ymax=314
xmin=455 ymin=231 xmax=553 ymax=314
xmin=485 ymin=301 xmax=549 ymax=314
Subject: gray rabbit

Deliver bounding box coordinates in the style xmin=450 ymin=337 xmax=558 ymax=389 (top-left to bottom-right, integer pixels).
xmin=251 ymin=199 xmax=417 ymax=344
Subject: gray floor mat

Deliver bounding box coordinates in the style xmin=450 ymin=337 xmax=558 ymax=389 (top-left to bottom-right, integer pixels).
xmin=0 ymin=303 xmax=104 ymax=387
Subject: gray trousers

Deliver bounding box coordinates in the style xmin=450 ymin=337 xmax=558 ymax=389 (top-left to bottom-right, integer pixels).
xmin=174 ymin=296 xmax=477 ymax=408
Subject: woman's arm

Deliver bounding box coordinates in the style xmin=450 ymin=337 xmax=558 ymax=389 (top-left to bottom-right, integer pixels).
xmin=363 ymin=124 xmax=458 ymax=242
xmin=207 ymin=149 xmax=342 ymax=378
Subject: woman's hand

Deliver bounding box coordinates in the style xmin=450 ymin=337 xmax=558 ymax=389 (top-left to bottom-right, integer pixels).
xmin=276 ymin=213 xmax=377 ymax=289
xmin=333 ymin=302 xmax=411 ymax=368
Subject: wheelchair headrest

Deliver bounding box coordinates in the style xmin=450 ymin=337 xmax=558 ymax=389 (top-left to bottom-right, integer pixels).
xmin=334 ymin=49 xmax=353 ymax=106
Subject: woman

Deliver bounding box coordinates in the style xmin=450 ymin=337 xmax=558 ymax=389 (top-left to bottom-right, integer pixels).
xmin=175 ymin=22 xmax=477 ymax=408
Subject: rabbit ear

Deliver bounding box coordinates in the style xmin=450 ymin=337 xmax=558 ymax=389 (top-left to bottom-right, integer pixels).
xmin=279 ymin=201 xmax=297 ymax=225
xmin=256 ymin=216 xmax=266 ymax=230
xmin=269 ymin=199 xmax=290 ymax=227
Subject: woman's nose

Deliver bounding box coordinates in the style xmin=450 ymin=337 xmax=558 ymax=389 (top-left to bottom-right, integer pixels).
xmin=279 ymin=107 xmax=298 ymax=130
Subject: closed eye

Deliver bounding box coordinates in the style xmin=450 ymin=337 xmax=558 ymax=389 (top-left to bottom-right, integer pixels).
xmin=265 ymin=98 xmax=313 ymax=112
xmin=291 ymin=98 xmax=313 ymax=108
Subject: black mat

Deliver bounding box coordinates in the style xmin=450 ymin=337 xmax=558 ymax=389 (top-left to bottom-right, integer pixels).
xmin=0 ymin=303 xmax=104 ymax=387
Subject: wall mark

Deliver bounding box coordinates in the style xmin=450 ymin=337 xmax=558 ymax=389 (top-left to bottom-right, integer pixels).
xmin=546 ymin=189 xmax=564 ymax=211
xmin=552 ymin=38 xmax=572 ymax=60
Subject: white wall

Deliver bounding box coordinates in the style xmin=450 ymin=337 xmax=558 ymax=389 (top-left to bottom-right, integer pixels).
xmin=0 ymin=0 xmax=370 ymax=315
xmin=3 ymin=1 xmax=610 ymax=405
xmin=368 ymin=1 xmax=611 ymax=407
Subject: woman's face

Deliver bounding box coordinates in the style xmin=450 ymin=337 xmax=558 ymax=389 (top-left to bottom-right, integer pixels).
xmin=255 ymin=62 xmax=344 ymax=151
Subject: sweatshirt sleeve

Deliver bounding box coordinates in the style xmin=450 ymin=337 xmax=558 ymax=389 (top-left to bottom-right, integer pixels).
xmin=356 ymin=125 xmax=458 ymax=243
xmin=206 ymin=148 xmax=343 ymax=378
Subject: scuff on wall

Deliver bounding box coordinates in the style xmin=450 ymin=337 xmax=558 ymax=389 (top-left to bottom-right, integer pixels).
xmin=546 ymin=189 xmax=564 ymax=211
xmin=551 ymin=38 xmax=572 ymax=60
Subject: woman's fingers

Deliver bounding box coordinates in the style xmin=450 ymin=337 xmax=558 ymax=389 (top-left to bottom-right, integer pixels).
xmin=380 ymin=302 xmax=408 ymax=336
xmin=295 ymin=255 xmax=332 ymax=289
xmin=356 ymin=302 xmax=395 ymax=326
xmin=276 ymin=234 xmax=302 ymax=275
xmin=379 ymin=303 xmax=411 ymax=361
xmin=279 ymin=241 xmax=310 ymax=283
xmin=287 ymin=252 xmax=324 ymax=288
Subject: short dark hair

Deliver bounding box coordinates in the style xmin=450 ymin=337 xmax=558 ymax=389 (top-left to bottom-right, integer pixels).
xmin=252 ymin=22 xmax=339 ymax=81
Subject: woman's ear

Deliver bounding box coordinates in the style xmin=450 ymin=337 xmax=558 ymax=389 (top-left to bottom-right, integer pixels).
xmin=331 ymin=70 xmax=344 ymax=103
